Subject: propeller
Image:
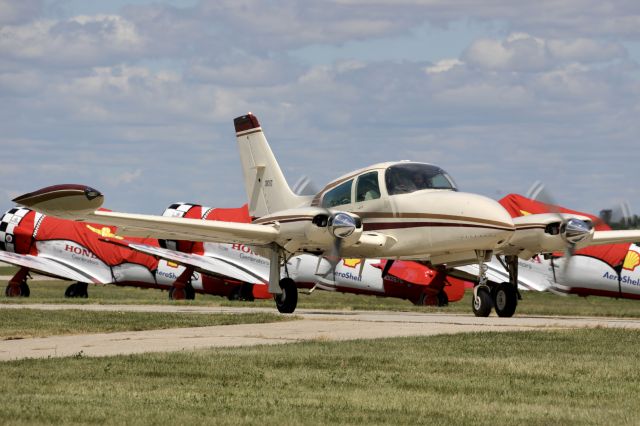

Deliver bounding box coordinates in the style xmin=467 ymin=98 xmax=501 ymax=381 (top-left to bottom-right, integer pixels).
xmin=312 ymin=210 xmax=360 ymax=285
xmin=526 ymin=181 xmax=594 ymax=282
xmin=292 ymin=175 xmax=319 ymax=196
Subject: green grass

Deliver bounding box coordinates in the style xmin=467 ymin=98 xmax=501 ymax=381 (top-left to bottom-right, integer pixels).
xmin=0 ymin=310 xmax=291 ymax=339
xmin=0 ymin=265 xmax=18 ymax=275
xmin=0 ymin=329 xmax=638 ymax=425
xmin=4 ymin=279 xmax=640 ymax=318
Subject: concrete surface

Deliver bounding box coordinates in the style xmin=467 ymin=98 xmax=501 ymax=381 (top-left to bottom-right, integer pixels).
xmin=2 ymin=304 xmax=640 ymax=361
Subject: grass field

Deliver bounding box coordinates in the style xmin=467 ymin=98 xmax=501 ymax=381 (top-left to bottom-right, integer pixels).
xmin=0 ymin=328 xmax=638 ymax=425
xmin=0 ymin=309 xmax=291 ymax=339
xmin=4 ymin=278 xmax=640 ymax=318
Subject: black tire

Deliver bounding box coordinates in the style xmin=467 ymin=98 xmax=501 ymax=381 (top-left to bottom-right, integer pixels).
xmin=274 ymin=278 xmax=298 ymax=314
xmin=64 ymin=283 xmax=77 ymax=298
xmin=76 ymin=283 xmax=88 ymax=298
xmin=492 ymin=282 xmax=518 ymax=318
xmin=19 ymin=282 xmax=30 ymax=298
xmin=185 ymin=285 xmax=196 ymax=300
xmin=436 ymin=290 xmax=448 ymax=307
xmin=65 ymin=283 xmax=88 ymax=298
xmin=227 ymin=287 xmax=242 ymax=301
xmin=240 ymin=283 xmax=255 ymax=301
xmin=5 ymin=285 xmax=22 ymax=297
xmin=169 ymin=287 xmax=187 ymax=300
xmin=472 ymin=286 xmax=492 ymax=317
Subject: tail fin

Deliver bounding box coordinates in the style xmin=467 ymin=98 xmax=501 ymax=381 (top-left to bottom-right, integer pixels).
xmin=234 ymin=113 xmax=309 ymax=218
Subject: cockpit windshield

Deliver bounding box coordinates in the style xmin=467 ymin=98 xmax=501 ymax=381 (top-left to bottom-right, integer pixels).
xmin=385 ymin=163 xmax=457 ymax=195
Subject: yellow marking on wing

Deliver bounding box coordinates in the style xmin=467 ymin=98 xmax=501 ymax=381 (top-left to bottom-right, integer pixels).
xmin=86 ymin=224 xmax=124 ymax=240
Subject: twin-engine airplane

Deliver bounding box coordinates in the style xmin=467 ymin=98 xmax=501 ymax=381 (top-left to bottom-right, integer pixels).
xmin=14 ymin=113 xmax=640 ymax=317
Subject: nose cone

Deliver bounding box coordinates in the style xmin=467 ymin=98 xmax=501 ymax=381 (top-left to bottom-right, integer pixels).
xmin=12 ymin=184 xmax=104 ymax=219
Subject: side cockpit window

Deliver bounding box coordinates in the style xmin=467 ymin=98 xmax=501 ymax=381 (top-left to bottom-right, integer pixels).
xmin=356 ymin=171 xmax=380 ymax=202
xmin=321 ymin=179 xmax=353 ymax=207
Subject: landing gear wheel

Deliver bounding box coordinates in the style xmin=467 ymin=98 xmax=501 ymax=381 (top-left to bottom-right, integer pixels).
xmin=492 ymin=282 xmax=518 ymax=318
xmin=169 ymin=287 xmax=187 ymax=300
xmin=185 ymin=285 xmax=195 ymax=300
xmin=64 ymin=283 xmax=76 ymax=297
xmin=274 ymin=278 xmax=298 ymax=314
xmin=436 ymin=290 xmax=448 ymax=307
xmin=65 ymin=283 xmax=88 ymax=298
xmin=240 ymin=283 xmax=255 ymax=301
xmin=472 ymin=286 xmax=492 ymax=317
xmin=227 ymin=287 xmax=241 ymax=301
xmin=5 ymin=284 xmax=22 ymax=297
xmin=19 ymin=282 xmax=30 ymax=297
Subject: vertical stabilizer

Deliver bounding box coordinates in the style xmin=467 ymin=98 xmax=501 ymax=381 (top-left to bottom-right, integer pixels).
xmin=234 ymin=113 xmax=308 ymax=218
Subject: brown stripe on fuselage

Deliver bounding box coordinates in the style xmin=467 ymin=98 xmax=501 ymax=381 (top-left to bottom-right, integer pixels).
xmin=363 ymin=221 xmax=514 ymax=232
xmin=358 ymin=212 xmax=514 ymax=230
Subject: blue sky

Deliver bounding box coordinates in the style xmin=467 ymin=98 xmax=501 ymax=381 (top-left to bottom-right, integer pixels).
xmin=2 ymin=0 xmax=640 ymax=217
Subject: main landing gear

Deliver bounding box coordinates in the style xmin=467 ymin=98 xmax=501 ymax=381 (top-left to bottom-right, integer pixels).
xmin=472 ymin=252 xmax=520 ymax=318
xmin=274 ymin=278 xmax=298 ymax=314
xmin=268 ymin=245 xmax=299 ymax=314
xmin=5 ymin=268 xmax=31 ymax=297
xmin=168 ymin=266 xmax=196 ymax=300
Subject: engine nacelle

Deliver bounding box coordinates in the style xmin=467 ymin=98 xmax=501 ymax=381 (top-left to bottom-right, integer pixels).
xmin=507 ymin=213 xmax=594 ymax=258
xmin=255 ymin=207 xmax=363 ymax=253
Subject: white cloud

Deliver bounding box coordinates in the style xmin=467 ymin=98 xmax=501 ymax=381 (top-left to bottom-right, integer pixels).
xmin=0 ymin=15 xmax=146 ymax=67
xmin=425 ymin=59 xmax=463 ymax=74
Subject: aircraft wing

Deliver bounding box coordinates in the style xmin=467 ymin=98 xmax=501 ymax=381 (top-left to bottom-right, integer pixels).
xmin=500 ymin=213 xmax=640 ymax=257
xmin=11 ymin=185 xmax=280 ymax=245
xmin=579 ymin=230 xmax=640 ymax=248
xmin=0 ymin=251 xmax=103 ymax=283
xmin=103 ymin=239 xmax=269 ymax=285
xmin=87 ymin=210 xmax=279 ymax=244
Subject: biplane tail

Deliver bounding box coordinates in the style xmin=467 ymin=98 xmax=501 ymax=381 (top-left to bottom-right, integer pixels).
xmin=234 ymin=113 xmax=310 ymax=218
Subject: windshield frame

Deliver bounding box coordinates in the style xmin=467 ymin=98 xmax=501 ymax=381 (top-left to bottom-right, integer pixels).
xmin=384 ymin=163 xmax=457 ymax=196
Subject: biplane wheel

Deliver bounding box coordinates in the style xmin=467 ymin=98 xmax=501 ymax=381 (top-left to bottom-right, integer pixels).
xmin=169 ymin=287 xmax=186 ymax=300
xmin=492 ymin=282 xmax=517 ymax=318
xmin=436 ymin=290 xmax=448 ymax=307
xmin=274 ymin=278 xmax=298 ymax=314
xmin=19 ymin=282 xmax=30 ymax=297
xmin=5 ymin=285 xmax=22 ymax=297
xmin=64 ymin=283 xmax=77 ymax=298
xmin=240 ymin=283 xmax=255 ymax=301
xmin=185 ymin=286 xmax=195 ymax=300
xmin=227 ymin=287 xmax=241 ymax=301
xmin=472 ymin=286 xmax=492 ymax=317
xmin=65 ymin=283 xmax=88 ymax=298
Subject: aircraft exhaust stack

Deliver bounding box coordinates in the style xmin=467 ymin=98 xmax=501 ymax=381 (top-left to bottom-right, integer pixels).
xmin=12 ymin=184 xmax=104 ymax=219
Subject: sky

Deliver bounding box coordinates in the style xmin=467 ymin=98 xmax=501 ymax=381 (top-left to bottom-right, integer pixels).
xmin=1 ymin=0 xmax=640 ymax=217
